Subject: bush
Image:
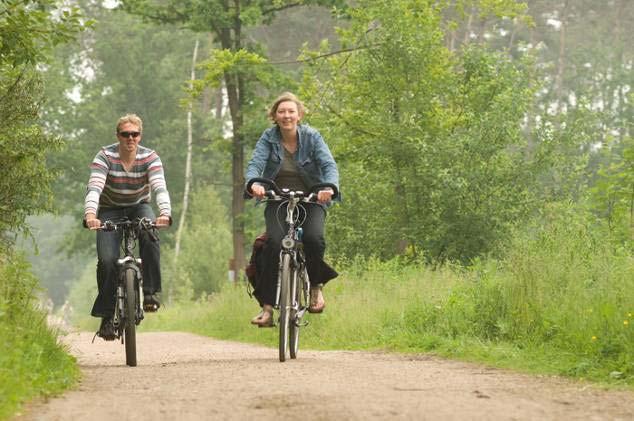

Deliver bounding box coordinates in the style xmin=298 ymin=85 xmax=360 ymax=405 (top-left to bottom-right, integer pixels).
xmin=0 ymin=252 xmax=79 ymax=419
xmin=399 ymin=203 xmax=633 ymax=383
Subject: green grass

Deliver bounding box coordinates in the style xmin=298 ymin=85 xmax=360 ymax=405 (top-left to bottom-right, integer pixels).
xmin=0 ymin=253 xmax=79 ymax=420
xmin=137 ymin=254 xmax=632 ymax=387
xmin=137 ymin=207 xmax=633 ymax=388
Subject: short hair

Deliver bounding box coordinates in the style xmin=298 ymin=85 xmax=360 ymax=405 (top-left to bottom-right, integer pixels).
xmin=267 ymin=92 xmax=305 ymax=122
xmin=116 ymin=114 xmax=143 ymax=133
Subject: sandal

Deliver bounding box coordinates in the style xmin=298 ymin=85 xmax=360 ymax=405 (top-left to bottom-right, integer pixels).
xmin=308 ymin=284 xmax=325 ymax=313
xmin=251 ymin=305 xmax=274 ymax=328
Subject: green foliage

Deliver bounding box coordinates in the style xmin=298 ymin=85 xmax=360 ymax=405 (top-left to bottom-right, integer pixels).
xmin=589 ymin=135 xmax=634 ymax=248
xmin=397 ymin=202 xmax=634 ymax=383
xmin=195 ymin=49 xmax=267 ymax=89
xmin=0 ymin=0 xmax=89 ymax=66
xmin=302 ymin=0 xmax=539 ymax=263
xmin=121 ymin=0 xmax=346 ymax=33
xmin=0 ymin=4 xmax=86 ymax=417
xmin=0 ymin=252 xmax=79 ymax=419
xmin=0 ymin=0 xmax=87 ymax=249
xmin=0 ymin=67 xmax=63 ymax=247
xmin=165 ymin=185 xmax=232 ymax=300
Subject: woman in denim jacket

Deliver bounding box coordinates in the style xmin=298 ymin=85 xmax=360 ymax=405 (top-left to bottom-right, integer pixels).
xmin=245 ymin=92 xmax=340 ymax=327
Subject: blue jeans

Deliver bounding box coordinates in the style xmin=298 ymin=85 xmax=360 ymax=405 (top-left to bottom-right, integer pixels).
xmin=91 ymin=203 xmax=162 ymax=318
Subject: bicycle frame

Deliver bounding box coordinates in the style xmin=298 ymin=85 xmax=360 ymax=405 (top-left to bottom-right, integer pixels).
xmin=112 ymin=222 xmax=144 ymax=332
xmin=97 ymin=217 xmax=157 ymax=366
xmin=274 ymin=192 xmax=310 ymax=312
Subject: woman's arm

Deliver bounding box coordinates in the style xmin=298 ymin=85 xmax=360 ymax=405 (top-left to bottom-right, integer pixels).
xmin=312 ymin=130 xmax=339 ymax=189
xmin=245 ymin=129 xmax=272 ymax=186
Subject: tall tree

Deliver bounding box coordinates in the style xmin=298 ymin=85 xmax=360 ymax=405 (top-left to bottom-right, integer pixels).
xmin=302 ymin=0 xmax=539 ymax=263
xmin=120 ymin=0 xmax=346 ymax=274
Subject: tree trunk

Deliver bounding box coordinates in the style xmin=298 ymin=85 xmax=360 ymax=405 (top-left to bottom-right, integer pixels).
xmin=554 ymin=0 xmax=569 ymax=114
xmin=225 ymin=76 xmax=246 ymax=280
xmin=463 ymin=6 xmax=475 ymax=45
xmin=508 ymin=18 xmax=517 ymax=50
xmin=174 ymin=38 xmax=199 ymax=263
xmin=614 ymin=0 xmax=626 ymax=141
xmin=219 ymin=10 xmax=246 ymax=280
xmin=170 ymin=38 xmax=199 ymax=302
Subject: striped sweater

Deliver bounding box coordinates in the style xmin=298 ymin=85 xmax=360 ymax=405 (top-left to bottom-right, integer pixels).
xmin=84 ymin=143 xmax=171 ymax=217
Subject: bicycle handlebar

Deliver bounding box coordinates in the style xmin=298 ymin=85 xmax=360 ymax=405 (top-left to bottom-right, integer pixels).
xmin=246 ymin=177 xmax=339 ymax=201
xmin=83 ymin=217 xmax=159 ymax=242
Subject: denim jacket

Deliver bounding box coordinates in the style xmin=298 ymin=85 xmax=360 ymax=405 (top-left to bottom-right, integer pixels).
xmin=245 ymin=124 xmax=340 ymax=201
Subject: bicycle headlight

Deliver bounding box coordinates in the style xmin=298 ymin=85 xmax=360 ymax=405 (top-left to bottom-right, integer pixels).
xmin=282 ymin=237 xmax=295 ymax=249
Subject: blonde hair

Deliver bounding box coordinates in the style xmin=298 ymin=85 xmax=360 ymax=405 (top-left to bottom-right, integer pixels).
xmin=116 ymin=114 xmax=143 ymax=133
xmin=268 ymin=92 xmax=305 ymax=122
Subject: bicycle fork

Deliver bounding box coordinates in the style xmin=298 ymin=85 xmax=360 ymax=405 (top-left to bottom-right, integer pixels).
xmin=274 ymin=251 xmax=289 ymax=309
xmin=114 ymin=258 xmax=144 ymax=329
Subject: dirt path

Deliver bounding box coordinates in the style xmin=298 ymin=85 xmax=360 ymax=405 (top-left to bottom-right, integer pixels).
xmin=17 ymin=331 xmax=634 ymax=420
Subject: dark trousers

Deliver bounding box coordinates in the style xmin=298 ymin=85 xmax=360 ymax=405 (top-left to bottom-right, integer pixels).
xmin=254 ymin=202 xmax=337 ymax=307
xmin=91 ymin=203 xmax=162 ymax=318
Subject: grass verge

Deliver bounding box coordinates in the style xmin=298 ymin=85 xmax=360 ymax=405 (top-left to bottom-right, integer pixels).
xmin=138 ymin=207 xmax=633 ymax=388
xmin=0 ymin=252 xmax=79 ymax=420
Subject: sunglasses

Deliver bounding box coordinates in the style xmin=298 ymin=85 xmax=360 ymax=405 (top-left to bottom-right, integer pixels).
xmin=118 ymin=131 xmax=141 ymax=138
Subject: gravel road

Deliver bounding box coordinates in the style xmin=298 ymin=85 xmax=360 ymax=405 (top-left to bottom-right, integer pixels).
xmin=17 ymin=331 xmax=634 ymax=420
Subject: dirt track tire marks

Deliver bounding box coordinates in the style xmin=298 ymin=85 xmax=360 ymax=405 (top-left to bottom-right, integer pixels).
xmin=18 ymin=331 xmax=634 ymax=420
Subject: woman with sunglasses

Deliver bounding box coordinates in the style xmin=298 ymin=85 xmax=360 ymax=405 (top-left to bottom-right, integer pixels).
xmin=84 ymin=114 xmax=172 ymax=340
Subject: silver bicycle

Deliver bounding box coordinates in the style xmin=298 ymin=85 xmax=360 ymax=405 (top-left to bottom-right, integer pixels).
xmin=247 ymin=178 xmax=338 ymax=362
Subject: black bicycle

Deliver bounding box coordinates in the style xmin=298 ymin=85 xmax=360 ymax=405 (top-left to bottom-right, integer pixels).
xmin=247 ymin=178 xmax=338 ymax=362
xmin=92 ymin=217 xmax=158 ymax=366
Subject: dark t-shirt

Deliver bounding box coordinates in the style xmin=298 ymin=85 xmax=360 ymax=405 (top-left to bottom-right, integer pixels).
xmin=275 ymin=147 xmax=308 ymax=193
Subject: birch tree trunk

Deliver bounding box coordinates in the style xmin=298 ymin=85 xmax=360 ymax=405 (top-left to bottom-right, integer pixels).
xmin=554 ymin=0 xmax=569 ymax=115
xmin=174 ymin=38 xmax=199 ymax=263
xmin=463 ymin=6 xmax=475 ymax=45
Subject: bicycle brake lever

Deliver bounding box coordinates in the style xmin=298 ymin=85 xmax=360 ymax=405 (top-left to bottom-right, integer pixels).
xmin=148 ymin=228 xmax=159 ymax=242
xmin=139 ymin=219 xmax=159 ymax=242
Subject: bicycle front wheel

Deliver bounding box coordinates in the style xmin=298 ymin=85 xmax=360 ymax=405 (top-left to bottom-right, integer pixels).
xmin=289 ymin=265 xmax=304 ymax=359
xmin=124 ymin=268 xmax=137 ymax=367
xmin=278 ymin=253 xmax=291 ymax=362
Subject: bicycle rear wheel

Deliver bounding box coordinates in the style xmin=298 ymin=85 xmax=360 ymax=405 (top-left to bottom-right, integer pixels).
xmin=278 ymin=253 xmax=291 ymax=362
xmin=124 ymin=268 xmax=137 ymax=367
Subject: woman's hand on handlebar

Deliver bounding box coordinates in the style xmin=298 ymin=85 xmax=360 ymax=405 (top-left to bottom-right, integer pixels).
xmin=155 ymin=215 xmax=171 ymax=228
xmin=85 ymin=213 xmax=101 ymax=230
xmin=250 ymin=183 xmax=266 ymax=199
xmin=317 ymin=188 xmax=334 ymax=204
